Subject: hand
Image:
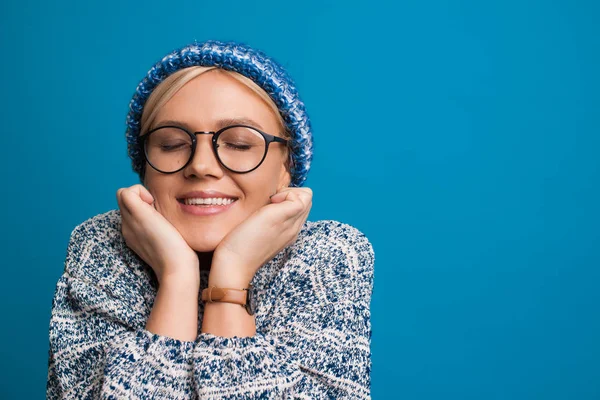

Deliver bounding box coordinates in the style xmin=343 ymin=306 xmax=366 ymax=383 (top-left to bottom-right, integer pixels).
xmin=116 ymin=184 xmax=199 ymax=286
xmin=210 ymin=187 xmax=313 ymax=287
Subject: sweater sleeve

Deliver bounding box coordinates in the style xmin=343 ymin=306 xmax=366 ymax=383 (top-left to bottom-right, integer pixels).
xmin=47 ymin=214 xmax=374 ymax=399
xmin=46 ymin=214 xmax=199 ymax=399
xmin=189 ymin=221 xmax=375 ymax=399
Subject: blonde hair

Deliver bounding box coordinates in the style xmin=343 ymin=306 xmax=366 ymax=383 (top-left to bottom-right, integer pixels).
xmin=140 ymin=66 xmax=289 ymax=139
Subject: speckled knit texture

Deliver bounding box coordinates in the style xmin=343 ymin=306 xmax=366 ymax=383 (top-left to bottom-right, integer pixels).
xmin=125 ymin=40 xmax=313 ymax=188
xmin=46 ymin=209 xmax=374 ymax=399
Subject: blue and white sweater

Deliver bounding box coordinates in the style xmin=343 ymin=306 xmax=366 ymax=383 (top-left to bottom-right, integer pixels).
xmin=46 ymin=209 xmax=375 ymax=399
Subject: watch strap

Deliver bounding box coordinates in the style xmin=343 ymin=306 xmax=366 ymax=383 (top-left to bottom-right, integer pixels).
xmin=201 ymin=286 xmax=248 ymax=307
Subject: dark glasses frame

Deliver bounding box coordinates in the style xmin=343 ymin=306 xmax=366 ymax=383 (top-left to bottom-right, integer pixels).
xmin=139 ymin=124 xmax=289 ymax=174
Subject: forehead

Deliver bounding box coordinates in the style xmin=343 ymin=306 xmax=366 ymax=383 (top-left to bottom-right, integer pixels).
xmin=154 ymin=71 xmax=280 ymax=133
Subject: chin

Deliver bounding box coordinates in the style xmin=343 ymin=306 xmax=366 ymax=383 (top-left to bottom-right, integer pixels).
xmin=190 ymin=243 xmax=218 ymax=253
xmin=183 ymin=233 xmax=223 ymax=253
xmin=175 ymin=218 xmax=234 ymax=253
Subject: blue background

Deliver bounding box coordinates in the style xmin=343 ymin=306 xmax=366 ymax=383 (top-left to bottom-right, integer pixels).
xmin=1 ymin=0 xmax=598 ymax=398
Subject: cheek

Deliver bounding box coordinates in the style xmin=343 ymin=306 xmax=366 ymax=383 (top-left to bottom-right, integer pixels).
xmin=145 ymin=175 xmax=178 ymax=214
xmin=237 ymin=174 xmax=278 ymax=209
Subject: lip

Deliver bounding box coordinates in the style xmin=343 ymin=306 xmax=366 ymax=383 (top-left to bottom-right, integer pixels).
xmin=178 ymin=199 xmax=237 ymax=216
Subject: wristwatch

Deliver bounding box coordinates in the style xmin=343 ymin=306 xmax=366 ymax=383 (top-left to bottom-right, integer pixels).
xmin=201 ymin=284 xmax=256 ymax=315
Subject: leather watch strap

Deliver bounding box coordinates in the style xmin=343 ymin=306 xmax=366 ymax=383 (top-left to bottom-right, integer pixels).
xmin=201 ymin=286 xmax=247 ymax=307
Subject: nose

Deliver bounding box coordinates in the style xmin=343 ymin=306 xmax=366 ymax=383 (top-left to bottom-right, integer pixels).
xmin=182 ymin=134 xmax=225 ymax=179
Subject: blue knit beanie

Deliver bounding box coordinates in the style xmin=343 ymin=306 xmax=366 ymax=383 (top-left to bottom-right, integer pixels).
xmin=125 ymin=40 xmax=313 ymax=187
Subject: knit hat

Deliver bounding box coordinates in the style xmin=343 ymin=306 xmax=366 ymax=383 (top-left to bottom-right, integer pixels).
xmin=125 ymin=40 xmax=313 ymax=187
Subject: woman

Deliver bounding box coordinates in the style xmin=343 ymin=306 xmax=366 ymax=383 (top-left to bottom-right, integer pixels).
xmin=47 ymin=40 xmax=375 ymax=399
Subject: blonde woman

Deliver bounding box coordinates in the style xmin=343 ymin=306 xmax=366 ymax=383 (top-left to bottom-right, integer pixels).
xmin=47 ymin=40 xmax=375 ymax=399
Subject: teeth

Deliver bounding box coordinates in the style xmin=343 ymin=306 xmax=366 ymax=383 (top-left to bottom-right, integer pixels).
xmin=184 ymin=197 xmax=236 ymax=206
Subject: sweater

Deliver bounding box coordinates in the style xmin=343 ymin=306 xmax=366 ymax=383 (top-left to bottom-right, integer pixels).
xmin=46 ymin=209 xmax=375 ymax=399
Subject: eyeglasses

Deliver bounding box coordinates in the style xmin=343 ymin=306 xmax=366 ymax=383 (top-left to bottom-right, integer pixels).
xmin=140 ymin=124 xmax=289 ymax=174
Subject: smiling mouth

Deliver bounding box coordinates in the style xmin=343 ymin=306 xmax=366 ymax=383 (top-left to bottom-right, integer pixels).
xmin=177 ymin=197 xmax=238 ymax=206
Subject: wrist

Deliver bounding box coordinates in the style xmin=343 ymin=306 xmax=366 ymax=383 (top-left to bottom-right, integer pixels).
xmin=207 ymin=272 xmax=251 ymax=289
xmin=157 ymin=252 xmax=199 ymax=281
xmin=208 ymin=252 xmax=254 ymax=288
xmin=201 ymin=300 xmax=256 ymax=337
xmin=147 ymin=273 xmax=199 ymax=341
xmin=160 ymin=271 xmax=200 ymax=292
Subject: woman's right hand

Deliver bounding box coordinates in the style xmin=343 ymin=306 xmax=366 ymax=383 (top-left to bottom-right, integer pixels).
xmin=116 ymin=184 xmax=199 ymax=287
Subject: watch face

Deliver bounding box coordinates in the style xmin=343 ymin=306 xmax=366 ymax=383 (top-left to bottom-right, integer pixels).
xmin=245 ymin=286 xmax=256 ymax=315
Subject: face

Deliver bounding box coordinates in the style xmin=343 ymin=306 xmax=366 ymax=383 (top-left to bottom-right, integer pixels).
xmin=143 ymin=70 xmax=291 ymax=252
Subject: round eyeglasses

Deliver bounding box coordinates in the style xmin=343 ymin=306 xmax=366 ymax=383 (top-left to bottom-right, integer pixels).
xmin=140 ymin=124 xmax=289 ymax=174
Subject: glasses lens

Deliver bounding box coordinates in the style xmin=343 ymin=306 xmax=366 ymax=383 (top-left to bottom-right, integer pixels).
xmin=145 ymin=127 xmax=192 ymax=172
xmin=217 ymin=127 xmax=266 ymax=172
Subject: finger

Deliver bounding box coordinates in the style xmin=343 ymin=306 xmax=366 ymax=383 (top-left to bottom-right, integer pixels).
xmin=282 ymin=188 xmax=312 ymax=209
xmin=296 ymin=188 xmax=313 ymax=208
xmin=119 ymin=188 xmax=135 ymax=213
xmin=116 ymin=191 xmax=134 ymax=238
xmin=116 ymin=188 xmax=124 ymax=206
xmin=271 ymin=192 xmax=312 ymax=221
xmin=120 ymin=188 xmax=148 ymax=216
xmin=296 ymin=187 xmax=313 ymax=196
xmin=116 ymin=188 xmax=131 ymax=213
xmin=269 ymin=188 xmax=297 ymax=204
xmin=269 ymin=187 xmax=290 ymax=202
xmin=131 ymin=184 xmax=155 ymax=205
xmin=122 ymin=185 xmax=157 ymax=215
xmin=274 ymin=192 xmax=307 ymax=220
xmin=270 ymin=186 xmax=311 ymax=203
xmin=292 ymin=196 xmax=312 ymax=228
xmin=269 ymin=191 xmax=288 ymax=203
xmin=272 ymin=188 xmax=312 ymax=239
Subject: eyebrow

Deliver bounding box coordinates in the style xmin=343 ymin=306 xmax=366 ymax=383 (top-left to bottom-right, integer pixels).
xmin=152 ymin=117 xmax=265 ymax=132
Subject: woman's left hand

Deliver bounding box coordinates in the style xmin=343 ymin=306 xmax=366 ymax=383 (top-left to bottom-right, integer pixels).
xmin=209 ymin=187 xmax=313 ymax=287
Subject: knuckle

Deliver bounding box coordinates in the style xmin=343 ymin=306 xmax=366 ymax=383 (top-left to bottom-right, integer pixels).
xmin=299 ymin=188 xmax=312 ymax=198
xmin=292 ymin=202 xmax=304 ymax=213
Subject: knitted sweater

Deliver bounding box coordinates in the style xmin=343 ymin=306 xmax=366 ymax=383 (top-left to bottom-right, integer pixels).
xmin=46 ymin=209 xmax=374 ymax=399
